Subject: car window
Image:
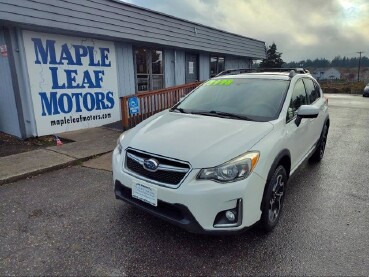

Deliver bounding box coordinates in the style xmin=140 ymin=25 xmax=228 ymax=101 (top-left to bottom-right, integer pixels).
xmin=313 ymin=81 xmax=322 ymax=98
xmin=176 ymin=78 xmax=290 ymax=122
xmin=287 ymin=79 xmax=307 ymax=122
xmin=303 ymin=78 xmax=320 ymax=104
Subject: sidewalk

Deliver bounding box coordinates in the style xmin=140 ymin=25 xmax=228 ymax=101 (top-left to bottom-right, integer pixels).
xmin=0 ymin=127 xmax=122 ymax=185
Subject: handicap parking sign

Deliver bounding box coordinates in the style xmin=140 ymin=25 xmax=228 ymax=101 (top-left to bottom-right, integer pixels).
xmin=128 ymin=96 xmax=140 ymax=116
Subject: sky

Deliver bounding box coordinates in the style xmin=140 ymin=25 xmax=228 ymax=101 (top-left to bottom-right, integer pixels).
xmin=123 ymin=0 xmax=369 ymax=62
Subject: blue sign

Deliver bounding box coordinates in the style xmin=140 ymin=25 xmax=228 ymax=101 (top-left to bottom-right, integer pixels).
xmin=128 ymin=96 xmax=140 ymax=115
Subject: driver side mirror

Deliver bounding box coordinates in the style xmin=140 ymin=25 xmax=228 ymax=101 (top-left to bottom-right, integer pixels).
xmin=295 ymin=105 xmax=319 ymax=127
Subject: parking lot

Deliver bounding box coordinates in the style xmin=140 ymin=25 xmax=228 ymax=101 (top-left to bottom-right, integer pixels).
xmin=0 ymin=94 xmax=368 ymax=276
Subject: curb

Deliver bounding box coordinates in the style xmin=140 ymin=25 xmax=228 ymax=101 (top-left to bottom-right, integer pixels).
xmin=0 ymin=151 xmax=112 ymax=186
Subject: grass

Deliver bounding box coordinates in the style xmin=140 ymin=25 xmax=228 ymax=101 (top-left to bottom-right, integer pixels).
xmin=319 ymin=81 xmax=366 ymax=94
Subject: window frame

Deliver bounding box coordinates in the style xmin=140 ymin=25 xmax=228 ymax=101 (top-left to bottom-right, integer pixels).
xmin=210 ymin=56 xmax=225 ymax=78
xmin=134 ymin=47 xmax=164 ymax=93
xmin=302 ymin=78 xmax=321 ymax=105
xmin=286 ymin=78 xmax=308 ymax=123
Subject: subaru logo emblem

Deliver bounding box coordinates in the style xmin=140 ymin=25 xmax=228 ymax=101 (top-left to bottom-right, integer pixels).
xmin=143 ymin=158 xmax=159 ymax=172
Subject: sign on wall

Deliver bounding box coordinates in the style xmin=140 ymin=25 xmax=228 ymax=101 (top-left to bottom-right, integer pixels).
xmin=0 ymin=44 xmax=7 ymax=57
xmin=128 ymin=96 xmax=140 ymax=115
xmin=22 ymin=31 xmax=120 ymax=136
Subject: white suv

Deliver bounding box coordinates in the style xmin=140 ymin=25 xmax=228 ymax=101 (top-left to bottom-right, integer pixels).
xmin=113 ymin=69 xmax=329 ymax=234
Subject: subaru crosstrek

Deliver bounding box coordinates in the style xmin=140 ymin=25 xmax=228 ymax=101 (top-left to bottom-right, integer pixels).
xmin=113 ymin=69 xmax=329 ymax=234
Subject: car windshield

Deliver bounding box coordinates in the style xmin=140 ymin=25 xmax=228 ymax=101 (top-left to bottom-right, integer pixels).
xmin=174 ymin=78 xmax=290 ymax=121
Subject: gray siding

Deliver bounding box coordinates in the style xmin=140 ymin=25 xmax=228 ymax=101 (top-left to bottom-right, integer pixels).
xmin=175 ymin=50 xmax=186 ymax=86
xmin=116 ymin=42 xmax=135 ymax=96
xmin=0 ymin=0 xmax=265 ymax=59
xmin=164 ymin=49 xmax=175 ymax=87
xmin=199 ymin=53 xmax=210 ymax=81
xmin=225 ymin=56 xmax=240 ymax=70
xmin=225 ymin=56 xmax=251 ymax=70
xmin=0 ymin=28 xmax=21 ymax=137
xmin=239 ymin=58 xmax=251 ymax=69
xmin=16 ymin=28 xmax=38 ymax=137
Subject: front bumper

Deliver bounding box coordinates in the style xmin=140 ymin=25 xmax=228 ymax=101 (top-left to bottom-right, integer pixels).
xmin=115 ymin=180 xmax=206 ymax=233
xmin=113 ymin=148 xmax=266 ymax=234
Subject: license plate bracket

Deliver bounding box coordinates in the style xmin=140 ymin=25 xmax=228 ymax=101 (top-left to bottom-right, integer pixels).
xmin=132 ymin=181 xmax=158 ymax=207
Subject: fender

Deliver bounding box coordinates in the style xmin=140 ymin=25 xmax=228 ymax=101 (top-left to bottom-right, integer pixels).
xmin=266 ymin=149 xmax=291 ymax=182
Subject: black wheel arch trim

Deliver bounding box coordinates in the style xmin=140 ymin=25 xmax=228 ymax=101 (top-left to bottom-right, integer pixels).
xmin=261 ymin=149 xmax=291 ymax=210
xmin=266 ymin=149 xmax=291 ymax=182
xmin=316 ymin=116 xmax=330 ymax=147
xmin=324 ymin=116 xmax=330 ymax=127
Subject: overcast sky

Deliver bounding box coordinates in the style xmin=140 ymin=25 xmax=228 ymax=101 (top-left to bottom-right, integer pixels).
xmin=123 ymin=0 xmax=369 ymax=62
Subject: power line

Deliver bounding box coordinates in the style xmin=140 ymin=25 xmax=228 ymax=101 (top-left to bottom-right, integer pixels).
xmin=357 ymin=51 xmax=364 ymax=82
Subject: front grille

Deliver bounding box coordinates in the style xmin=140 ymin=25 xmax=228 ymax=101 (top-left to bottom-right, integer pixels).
xmin=125 ymin=149 xmax=190 ymax=186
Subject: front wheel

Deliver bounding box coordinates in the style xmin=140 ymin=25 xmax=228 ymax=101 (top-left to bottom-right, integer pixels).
xmin=260 ymin=165 xmax=287 ymax=232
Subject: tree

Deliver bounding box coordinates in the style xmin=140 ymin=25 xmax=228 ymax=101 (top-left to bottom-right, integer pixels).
xmin=259 ymin=43 xmax=285 ymax=68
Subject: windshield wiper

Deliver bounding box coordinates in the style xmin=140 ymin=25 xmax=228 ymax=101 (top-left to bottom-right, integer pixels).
xmin=170 ymin=107 xmax=188 ymax=113
xmin=192 ymin=110 xmax=254 ymax=121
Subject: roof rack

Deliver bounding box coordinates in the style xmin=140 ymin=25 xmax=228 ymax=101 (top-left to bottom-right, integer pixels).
xmin=261 ymin=68 xmax=310 ymax=74
xmin=216 ymin=68 xmax=257 ymax=76
xmin=216 ymin=68 xmax=310 ymax=77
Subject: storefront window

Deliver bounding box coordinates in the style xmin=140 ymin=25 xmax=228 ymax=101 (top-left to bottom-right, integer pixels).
xmin=210 ymin=56 xmax=225 ymax=77
xmin=135 ymin=48 xmax=163 ymax=92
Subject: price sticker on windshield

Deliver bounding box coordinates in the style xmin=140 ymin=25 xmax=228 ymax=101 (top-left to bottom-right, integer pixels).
xmin=206 ymin=79 xmax=233 ymax=86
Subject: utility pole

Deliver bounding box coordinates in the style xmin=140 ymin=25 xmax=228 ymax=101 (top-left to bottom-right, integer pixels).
xmin=357 ymin=51 xmax=363 ymax=82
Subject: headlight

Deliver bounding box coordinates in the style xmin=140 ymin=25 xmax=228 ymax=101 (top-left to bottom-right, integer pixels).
xmin=197 ymin=152 xmax=260 ymax=183
xmin=116 ymin=133 xmax=125 ymax=154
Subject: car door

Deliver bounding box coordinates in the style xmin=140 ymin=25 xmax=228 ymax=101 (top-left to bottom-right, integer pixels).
xmin=285 ymin=78 xmax=311 ymax=170
xmin=303 ymin=78 xmax=326 ymax=146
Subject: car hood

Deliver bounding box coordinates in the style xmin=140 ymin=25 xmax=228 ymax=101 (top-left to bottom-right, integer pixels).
xmin=122 ymin=111 xmax=274 ymax=168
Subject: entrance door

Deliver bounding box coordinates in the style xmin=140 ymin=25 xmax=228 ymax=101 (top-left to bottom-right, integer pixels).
xmin=185 ymin=53 xmax=199 ymax=83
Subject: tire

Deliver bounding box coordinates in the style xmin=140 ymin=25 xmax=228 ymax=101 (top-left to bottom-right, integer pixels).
xmin=260 ymin=165 xmax=287 ymax=232
xmin=309 ymin=124 xmax=328 ymax=163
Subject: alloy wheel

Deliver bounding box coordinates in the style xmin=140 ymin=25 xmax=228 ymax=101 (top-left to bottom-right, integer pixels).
xmin=268 ymin=174 xmax=285 ymax=223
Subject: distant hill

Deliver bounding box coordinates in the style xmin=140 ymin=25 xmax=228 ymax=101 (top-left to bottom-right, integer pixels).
xmin=284 ymin=56 xmax=369 ymax=69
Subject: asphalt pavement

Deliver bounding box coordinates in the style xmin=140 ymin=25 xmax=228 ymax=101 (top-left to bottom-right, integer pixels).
xmin=0 ymin=94 xmax=368 ymax=276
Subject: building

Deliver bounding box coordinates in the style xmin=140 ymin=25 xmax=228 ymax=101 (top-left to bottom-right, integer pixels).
xmin=312 ymin=67 xmax=341 ymax=80
xmin=0 ymin=0 xmax=266 ymax=138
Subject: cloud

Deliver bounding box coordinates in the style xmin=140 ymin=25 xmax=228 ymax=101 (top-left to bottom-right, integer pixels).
xmin=123 ymin=0 xmax=369 ymax=62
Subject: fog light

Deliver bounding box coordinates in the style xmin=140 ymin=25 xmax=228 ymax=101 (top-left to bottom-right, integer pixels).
xmin=225 ymin=210 xmax=236 ymax=221
xmin=213 ymin=199 xmax=243 ymax=228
